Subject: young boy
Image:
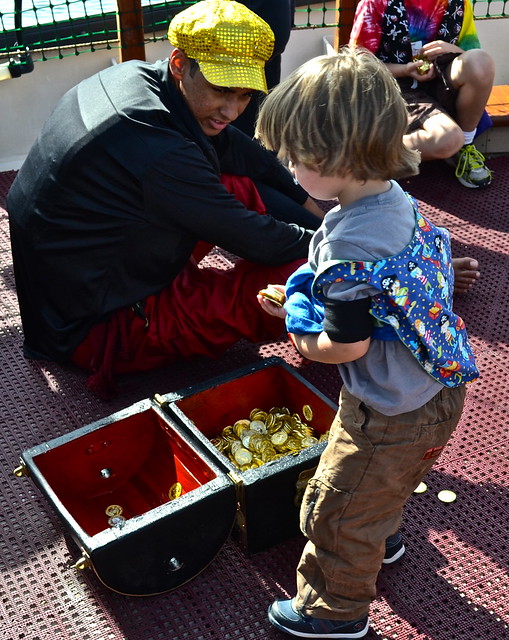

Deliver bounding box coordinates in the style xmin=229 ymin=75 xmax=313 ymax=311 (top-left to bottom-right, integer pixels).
xmin=255 ymin=47 xmax=479 ymax=639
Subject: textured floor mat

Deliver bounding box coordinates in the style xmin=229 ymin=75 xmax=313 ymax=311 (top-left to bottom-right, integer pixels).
xmin=1 ymin=158 xmax=508 ymax=640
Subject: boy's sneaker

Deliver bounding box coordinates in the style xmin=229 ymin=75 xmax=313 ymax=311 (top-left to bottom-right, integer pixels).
xmin=450 ymin=144 xmax=492 ymax=188
xmin=268 ymin=598 xmax=369 ymax=638
xmin=383 ymin=531 xmax=406 ymax=564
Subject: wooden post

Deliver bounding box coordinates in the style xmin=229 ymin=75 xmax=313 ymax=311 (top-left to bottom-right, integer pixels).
xmin=333 ymin=0 xmax=357 ymax=51
xmin=116 ymin=0 xmax=146 ymax=62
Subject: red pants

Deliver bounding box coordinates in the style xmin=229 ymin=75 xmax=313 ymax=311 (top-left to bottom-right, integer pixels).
xmin=72 ymin=175 xmax=305 ymax=396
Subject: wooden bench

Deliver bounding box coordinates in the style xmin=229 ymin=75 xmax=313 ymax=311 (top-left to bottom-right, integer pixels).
xmin=486 ymin=84 xmax=509 ymax=127
xmin=476 ymin=84 xmax=509 ymax=154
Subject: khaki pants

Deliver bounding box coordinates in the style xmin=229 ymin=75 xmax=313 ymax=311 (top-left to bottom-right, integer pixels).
xmin=295 ymin=384 xmax=466 ymax=621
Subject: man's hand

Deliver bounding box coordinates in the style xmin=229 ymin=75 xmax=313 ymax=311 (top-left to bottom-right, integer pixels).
xmin=421 ymin=40 xmax=463 ymax=60
xmin=406 ymin=60 xmax=436 ymax=82
xmin=302 ymin=196 xmax=325 ymax=220
xmin=385 ymin=60 xmax=435 ymax=82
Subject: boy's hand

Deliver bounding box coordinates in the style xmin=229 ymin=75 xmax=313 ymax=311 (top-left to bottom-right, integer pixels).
xmin=257 ymin=285 xmax=287 ymax=319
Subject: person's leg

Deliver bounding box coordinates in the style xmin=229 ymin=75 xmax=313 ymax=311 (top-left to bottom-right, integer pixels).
xmin=137 ymin=256 xmax=306 ymax=366
xmin=72 ymin=173 xmax=308 ymax=393
xmin=402 ymin=84 xmax=464 ymax=160
xmin=404 ymin=111 xmax=464 ymax=160
xmin=289 ymin=385 xmax=465 ymax=622
xmin=436 ymin=51 xmax=494 ymax=188
xmin=447 ymin=49 xmax=495 ymax=134
xmin=73 ymin=256 xmax=306 ymax=379
xmin=403 ymin=52 xmax=493 ymax=187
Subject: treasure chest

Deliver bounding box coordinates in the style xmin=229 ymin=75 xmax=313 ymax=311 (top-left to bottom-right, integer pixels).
xmin=14 ymin=357 xmax=338 ymax=596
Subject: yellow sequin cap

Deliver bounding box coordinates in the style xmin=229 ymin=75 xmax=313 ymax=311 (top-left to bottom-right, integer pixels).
xmin=168 ymin=0 xmax=275 ymax=93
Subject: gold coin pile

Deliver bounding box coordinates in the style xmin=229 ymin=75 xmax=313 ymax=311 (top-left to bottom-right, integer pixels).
xmin=210 ymin=405 xmax=328 ymax=471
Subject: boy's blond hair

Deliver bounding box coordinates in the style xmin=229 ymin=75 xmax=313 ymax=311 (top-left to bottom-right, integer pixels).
xmin=255 ymin=47 xmax=420 ymax=181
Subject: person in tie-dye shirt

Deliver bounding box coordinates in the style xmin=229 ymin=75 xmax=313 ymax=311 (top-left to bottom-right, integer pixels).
xmin=350 ymin=0 xmax=495 ymax=188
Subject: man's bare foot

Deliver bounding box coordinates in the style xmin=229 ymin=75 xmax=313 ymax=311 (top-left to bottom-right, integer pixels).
xmin=453 ymin=257 xmax=480 ymax=294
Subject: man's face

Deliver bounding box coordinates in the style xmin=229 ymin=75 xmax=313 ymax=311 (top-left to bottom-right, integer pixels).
xmin=170 ymin=50 xmax=255 ymax=136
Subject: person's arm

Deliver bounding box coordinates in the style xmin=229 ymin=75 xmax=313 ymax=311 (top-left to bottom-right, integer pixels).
xmin=290 ymin=332 xmax=370 ymax=364
xmin=145 ymin=138 xmax=313 ymax=265
xmin=349 ymin=0 xmax=384 ymax=52
xmin=349 ymin=0 xmax=429 ymax=82
xmin=258 ymin=284 xmax=373 ymax=365
xmin=292 ymin=293 xmax=373 ymax=363
xmin=302 ymin=196 xmax=325 ymax=220
xmin=420 ymin=40 xmax=463 ymax=59
xmin=385 ymin=60 xmax=435 ymax=82
xmin=388 ymin=0 xmax=479 ymax=76
xmin=349 ymin=0 xmax=436 ymax=83
xmin=214 ymin=126 xmax=310 ymax=204
xmin=457 ymin=0 xmax=481 ymax=50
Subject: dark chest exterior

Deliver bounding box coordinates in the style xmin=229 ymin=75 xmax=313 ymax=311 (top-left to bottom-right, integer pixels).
xmin=15 ymin=358 xmax=338 ymax=595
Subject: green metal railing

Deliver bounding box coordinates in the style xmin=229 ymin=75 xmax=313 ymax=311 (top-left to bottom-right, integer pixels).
xmin=0 ymin=0 xmax=507 ymax=66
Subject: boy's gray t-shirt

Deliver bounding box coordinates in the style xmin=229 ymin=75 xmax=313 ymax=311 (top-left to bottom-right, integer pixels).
xmin=309 ymin=181 xmax=442 ymax=416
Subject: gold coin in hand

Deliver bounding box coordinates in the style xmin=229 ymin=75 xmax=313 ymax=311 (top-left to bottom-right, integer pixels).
xmin=258 ymin=287 xmax=285 ymax=307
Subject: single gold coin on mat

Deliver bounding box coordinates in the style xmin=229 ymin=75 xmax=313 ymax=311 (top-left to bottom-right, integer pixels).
xmin=414 ymin=482 xmax=428 ymax=494
xmin=437 ymin=489 xmax=457 ymax=503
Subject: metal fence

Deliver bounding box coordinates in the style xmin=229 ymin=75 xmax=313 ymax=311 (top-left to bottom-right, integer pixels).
xmin=0 ymin=0 xmax=507 ymax=65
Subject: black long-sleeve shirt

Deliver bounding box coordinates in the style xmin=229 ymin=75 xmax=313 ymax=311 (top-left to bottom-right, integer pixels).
xmin=7 ymin=58 xmax=312 ymax=362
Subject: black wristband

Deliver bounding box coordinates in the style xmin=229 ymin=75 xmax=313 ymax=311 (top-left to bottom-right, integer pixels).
xmin=322 ymin=296 xmax=373 ymax=343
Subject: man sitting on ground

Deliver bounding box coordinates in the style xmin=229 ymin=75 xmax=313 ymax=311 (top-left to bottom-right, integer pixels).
xmin=7 ymin=0 xmax=479 ymax=398
xmin=350 ymin=0 xmax=495 ymax=188
xmin=7 ymin=0 xmax=322 ymax=397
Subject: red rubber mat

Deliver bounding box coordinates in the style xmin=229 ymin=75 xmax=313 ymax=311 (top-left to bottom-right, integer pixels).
xmin=1 ymin=158 xmax=508 ymax=640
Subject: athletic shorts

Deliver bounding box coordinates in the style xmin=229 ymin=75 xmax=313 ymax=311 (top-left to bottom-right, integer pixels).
xmin=398 ymin=52 xmax=461 ymax=134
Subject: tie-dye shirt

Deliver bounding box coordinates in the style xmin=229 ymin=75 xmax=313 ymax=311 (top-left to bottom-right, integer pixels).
xmin=350 ymin=0 xmax=480 ymax=64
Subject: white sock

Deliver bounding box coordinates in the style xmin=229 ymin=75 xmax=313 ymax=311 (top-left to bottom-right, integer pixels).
xmin=463 ymin=129 xmax=477 ymax=146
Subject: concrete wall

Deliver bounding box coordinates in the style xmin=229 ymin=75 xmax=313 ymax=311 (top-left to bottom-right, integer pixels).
xmin=0 ymin=18 xmax=507 ymax=171
xmin=476 ymin=19 xmax=508 ymax=85
xmin=0 ymin=41 xmax=170 ymax=172
xmin=1 ymin=50 xmax=116 ymax=172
